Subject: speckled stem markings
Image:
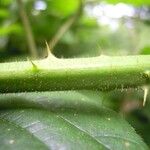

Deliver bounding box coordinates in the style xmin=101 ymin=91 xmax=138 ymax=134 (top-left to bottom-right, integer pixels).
xmin=0 ymin=54 xmax=149 ymax=94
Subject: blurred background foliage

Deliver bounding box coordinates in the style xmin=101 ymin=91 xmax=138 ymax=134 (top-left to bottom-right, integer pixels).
xmin=0 ymin=0 xmax=150 ymax=147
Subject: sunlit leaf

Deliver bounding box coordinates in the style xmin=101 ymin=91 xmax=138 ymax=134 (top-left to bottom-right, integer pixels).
xmin=104 ymin=0 xmax=150 ymax=6
xmin=47 ymin=0 xmax=80 ymax=17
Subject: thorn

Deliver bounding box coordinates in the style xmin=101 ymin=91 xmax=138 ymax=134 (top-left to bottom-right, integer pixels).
xmin=27 ymin=57 xmax=38 ymax=70
xmin=45 ymin=41 xmax=56 ymax=59
xmin=142 ymin=86 xmax=149 ymax=106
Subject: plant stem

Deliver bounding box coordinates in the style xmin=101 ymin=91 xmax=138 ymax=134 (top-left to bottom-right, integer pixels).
xmin=17 ymin=0 xmax=38 ymax=58
xmin=0 ymin=55 xmax=149 ymax=93
xmin=48 ymin=0 xmax=82 ymax=51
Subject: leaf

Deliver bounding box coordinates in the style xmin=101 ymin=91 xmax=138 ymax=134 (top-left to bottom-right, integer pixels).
xmin=0 ymin=23 xmax=23 ymax=36
xmin=104 ymin=0 xmax=150 ymax=6
xmin=0 ymin=9 xmax=9 ymax=18
xmin=140 ymin=46 xmax=150 ymax=55
xmin=47 ymin=0 xmax=80 ymax=17
xmin=0 ymin=118 xmax=47 ymax=150
xmin=0 ymin=91 xmax=148 ymax=150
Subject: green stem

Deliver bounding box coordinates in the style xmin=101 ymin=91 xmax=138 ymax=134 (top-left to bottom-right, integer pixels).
xmin=17 ymin=0 xmax=38 ymax=58
xmin=0 ymin=55 xmax=149 ymax=93
xmin=49 ymin=0 xmax=83 ymax=51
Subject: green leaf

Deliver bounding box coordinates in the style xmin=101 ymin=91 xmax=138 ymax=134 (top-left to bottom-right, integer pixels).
xmin=104 ymin=0 xmax=150 ymax=6
xmin=0 ymin=23 xmax=23 ymax=36
xmin=0 ymin=9 xmax=9 ymax=18
xmin=0 ymin=0 xmax=13 ymax=6
xmin=140 ymin=46 xmax=150 ymax=55
xmin=0 ymin=91 xmax=148 ymax=150
xmin=47 ymin=0 xmax=80 ymax=17
xmin=0 ymin=119 xmax=47 ymax=150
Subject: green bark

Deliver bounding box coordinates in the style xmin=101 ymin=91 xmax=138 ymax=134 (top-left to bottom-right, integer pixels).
xmin=0 ymin=55 xmax=149 ymax=93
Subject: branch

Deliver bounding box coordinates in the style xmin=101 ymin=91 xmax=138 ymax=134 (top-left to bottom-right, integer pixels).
xmin=0 ymin=55 xmax=149 ymax=93
xmin=48 ymin=0 xmax=83 ymax=51
xmin=17 ymin=0 xmax=38 ymax=58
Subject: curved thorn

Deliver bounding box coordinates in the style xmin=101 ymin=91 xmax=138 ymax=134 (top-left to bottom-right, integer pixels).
xmin=142 ymin=86 xmax=149 ymax=106
xmin=27 ymin=57 xmax=38 ymax=70
xmin=45 ymin=41 xmax=56 ymax=59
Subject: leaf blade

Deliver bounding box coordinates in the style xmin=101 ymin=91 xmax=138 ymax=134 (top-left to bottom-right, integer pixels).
xmin=0 ymin=92 xmax=148 ymax=150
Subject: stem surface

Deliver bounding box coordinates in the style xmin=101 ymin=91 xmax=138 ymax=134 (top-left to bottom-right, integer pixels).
xmin=0 ymin=55 xmax=149 ymax=93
